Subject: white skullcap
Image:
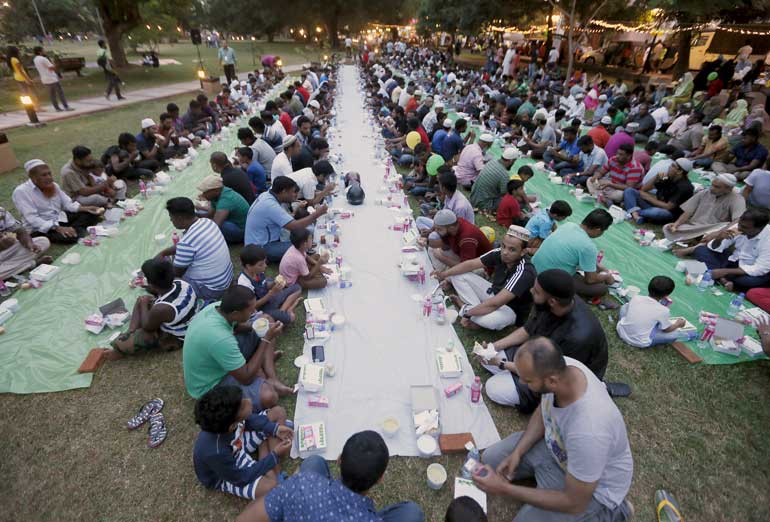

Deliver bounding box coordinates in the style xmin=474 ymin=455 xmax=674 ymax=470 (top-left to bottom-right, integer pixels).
xmin=443 ymin=118 xmax=453 ymax=128
xmin=716 ymin=173 xmax=737 ymax=187
xmin=282 ymin=134 xmax=298 ymax=148
xmin=308 ymin=100 xmax=320 ymax=109
xmin=502 ymin=147 xmax=519 ymax=160
xmin=598 ymin=94 xmax=608 ymax=101
xmin=600 ymin=116 xmax=612 ymax=125
xmin=479 ymin=133 xmax=495 ymax=143
xmin=24 ymin=159 xmax=46 ymax=173
xmin=506 ymin=225 xmax=531 ymax=242
xmin=674 ymin=158 xmax=693 ymax=172
xmin=141 ymin=118 xmax=156 ymax=129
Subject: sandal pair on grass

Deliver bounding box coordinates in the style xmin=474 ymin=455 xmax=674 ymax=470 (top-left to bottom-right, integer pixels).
xmin=127 ymin=398 xmax=167 ymax=448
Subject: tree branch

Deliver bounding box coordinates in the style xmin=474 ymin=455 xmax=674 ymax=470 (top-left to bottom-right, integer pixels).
xmin=544 ymin=0 xmax=571 ymax=21
xmin=583 ymin=0 xmax=610 ymax=28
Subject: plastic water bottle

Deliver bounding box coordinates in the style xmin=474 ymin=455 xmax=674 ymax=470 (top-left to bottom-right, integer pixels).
xmin=470 ymin=376 xmax=482 ymax=404
xmin=139 ymin=180 xmax=147 ymax=198
xmin=461 ymin=443 xmax=481 ymax=478
xmin=171 ymin=231 xmax=179 ymax=246
xmin=697 ymin=271 xmax=713 ymax=292
xmin=727 ymin=292 xmax=745 ymax=317
xmin=0 ymin=280 xmax=10 ymax=297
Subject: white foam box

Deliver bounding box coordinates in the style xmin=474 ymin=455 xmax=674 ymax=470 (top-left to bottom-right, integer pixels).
xmin=740 ymin=337 xmax=766 ymax=359
xmin=299 ymin=363 xmax=325 ymax=392
xmin=297 ymin=421 xmax=327 ymax=454
xmin=710 ymin=338 xmax=742 ymax=357
xmin=29 ymin=264 xmax=60 ymax=282
xmin=303 ymin=298 xmax=326 ymax=314
xmin=436 ymin=351 xmax=463 ymax=378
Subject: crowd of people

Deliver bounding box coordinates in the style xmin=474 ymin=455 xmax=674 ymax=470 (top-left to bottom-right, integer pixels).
xmin=3 ymin=34 xmax=770 ymax=522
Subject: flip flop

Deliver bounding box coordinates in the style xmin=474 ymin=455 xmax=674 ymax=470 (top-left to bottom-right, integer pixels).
xmin=655 ymin=489 xmax=682 ymax=522
xmin=127 ymin=398 xmax=164 ymax=430
xmin=147 ymin=413 xmax=168 ymax=448
xmin=605 ymin=382 xmax=632 ymax=398
xmin=597 ymin=296 xmax=621 ymax=310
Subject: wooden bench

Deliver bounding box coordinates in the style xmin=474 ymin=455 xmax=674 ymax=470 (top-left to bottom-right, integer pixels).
xmin=54 ymin=56 xmax=86 ymax=77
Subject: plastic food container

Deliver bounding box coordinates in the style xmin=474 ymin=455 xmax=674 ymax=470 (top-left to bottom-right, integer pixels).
xmin=417 ymin=434 xmax=437 ymax=457
xmin=382 ymin=417 xmax=399 ymax=438
xmin=427 ymin=463 xmax=447 ymax=490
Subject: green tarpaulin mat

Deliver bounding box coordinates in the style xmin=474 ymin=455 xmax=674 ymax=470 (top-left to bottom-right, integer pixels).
xmin=474 ymin=126 xmax=765 ymax=365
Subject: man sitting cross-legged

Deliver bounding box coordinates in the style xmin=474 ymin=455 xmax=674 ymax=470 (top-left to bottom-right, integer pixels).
xmin=107 ymin=258 xmax=198 ymax=360
xmin=236 ymin=430 xmax=424 ymax=522
xmin=183 ymin=285 xmax=294 ymax=412
xmin=193 ymin=385 xmax=293 ymax=500
xmin=433 ymin=225 xmax=536 ymax=332
xmin=475 ymin=337 xmax=634 ymax=522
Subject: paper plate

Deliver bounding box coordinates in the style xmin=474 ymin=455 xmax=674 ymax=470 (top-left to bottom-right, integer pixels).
xmin=294 ymin=355 xmax=311 ymax=368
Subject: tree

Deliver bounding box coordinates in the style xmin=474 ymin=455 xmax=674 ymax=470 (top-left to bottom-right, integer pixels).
xmin=0 ymin=0 xmax=98 ymax=42
xmin=312 ymin=0 xmax=414 ymax=48
xmin=205 ymin=0 xmax=285 ymax=41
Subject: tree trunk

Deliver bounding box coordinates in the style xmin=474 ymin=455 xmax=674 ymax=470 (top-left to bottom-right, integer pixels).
xmin=564 ymin=0 xmax=577 ymax=87
xmin=326 ymin=16 xmax=339 ymax=49
xmin=98 ymin=4 xmax=128 ymax=68
xmin=672 ymin=29 xmax=692 ymax=80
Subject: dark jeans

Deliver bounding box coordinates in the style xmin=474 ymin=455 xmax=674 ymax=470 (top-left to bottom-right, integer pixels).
xmin=299 ymin=456 xmax=424 ymax=522
xmin=622 ymin=188 xmax=676 ymax=223
xmin=46 ymin=82 xmax=69 ymax=110
xmin=220 ymin=220 xmax=245 ymax=243
xmin=36 ymin=211 xmax=100 ymax=244
xmin=113 ymin=162 xmax=157 ymax=180
xmin=104 ymin=70 xmax=122 ymax=98
xmin=223 ymin=64 xmax=236 ymax=84
xmin=693 ymin=246 xmax=770 ymax=292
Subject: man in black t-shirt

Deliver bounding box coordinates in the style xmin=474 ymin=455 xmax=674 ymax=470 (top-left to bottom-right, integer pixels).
xmin=209 ymin=151 xmax=255 ymax=204
xmin=479 ymin=269 xmax=609 ymax=412
xmin=434 ymin=225 xmax=536 ymax=331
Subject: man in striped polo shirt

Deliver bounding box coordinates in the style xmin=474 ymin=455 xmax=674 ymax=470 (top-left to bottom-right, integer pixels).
xmin=158 ymin=197 xmax=233 ymax=302
xmin=587 ymin=143 xmax=643 ymax=205
xmin=106 ymin=258 xmax=198 ymax=359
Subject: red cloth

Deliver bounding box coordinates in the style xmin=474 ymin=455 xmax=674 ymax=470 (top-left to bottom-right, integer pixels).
xmin=443 ymin=218 xmax=493 ymax=261
xmin=416 ymin=126 xmax=431 ymax=151
xmin=279 ymin=111 xmax=293 ymax=135
xmin=296 ymin=86 xmax=310 ymax=103
xmin=496 ymin=194 xmax=521 ymax=227
xmin=707 ymin=78 xmax=723 ymax=99
xmin=405 ymin=97 xmax=418 ymax=115
xmin=587 ymin=126 xmax=610 ymax=149
xmin=747 ymin=288 xmax=770 ymax=313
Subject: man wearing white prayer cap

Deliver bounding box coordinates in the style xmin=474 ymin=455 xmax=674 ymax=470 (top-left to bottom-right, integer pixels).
xmin=11 ymin=159 xmax=102 ymax=244
xmin=665 ymin=171 xmax=746 ymax=243
xmin=470 ymin=147 xmax=520 ymax=211
xmin=455 ymin=132 xmax=495 ymax=189
xmin=432 ymin=223 xmax=536 ymax=332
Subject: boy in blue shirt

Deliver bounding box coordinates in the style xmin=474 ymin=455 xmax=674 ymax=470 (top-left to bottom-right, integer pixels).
xmin=236 ymin=147 xmax=267 ymax=195
xmin=193 ymin=385 xmax=293 ymax=499
xmin=525 ymin=200 xmax=572 ymax=253
xmin=237 ymin=245 xmax=302 ymax=324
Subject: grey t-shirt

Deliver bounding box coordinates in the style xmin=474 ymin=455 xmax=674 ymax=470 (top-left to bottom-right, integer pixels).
xmin=746 ymin=169 xmax=770 ymax=209
xmin=540 ymin=357 xmax=633 ymax=509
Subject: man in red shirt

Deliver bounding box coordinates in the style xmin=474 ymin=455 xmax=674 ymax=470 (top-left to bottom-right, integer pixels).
xmin=294 ymin=81 xmax=310 ymax=104
xmin=428 ymin=209 xmax=492 ymax=269
xmin=416 ymin=123 xmax=431 ymax=151
xmin=588 ymin=143 xmax=644 ymax=204
xmin=405 ymin=90 xmax=421 ymax=115
xmin=587 ymin=116 xmax=612 ymax=149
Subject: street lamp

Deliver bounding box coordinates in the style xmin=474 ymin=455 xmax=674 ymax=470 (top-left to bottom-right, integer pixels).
xmin=20 ymin=96 xmax=44 ymax=128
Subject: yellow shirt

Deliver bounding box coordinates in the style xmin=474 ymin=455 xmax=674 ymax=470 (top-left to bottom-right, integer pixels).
xmin=11 ymin=57 xmax=27 ymax=82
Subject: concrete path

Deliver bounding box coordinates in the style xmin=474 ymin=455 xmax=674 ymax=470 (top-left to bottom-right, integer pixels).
xmin=0 ymin=64 xmax=307 ymax=132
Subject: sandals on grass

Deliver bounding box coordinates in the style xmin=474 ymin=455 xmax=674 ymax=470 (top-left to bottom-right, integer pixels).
xmin=147 ymin=413 xmax=168 ymax=449
xmin=126 ymin=398 xmax=164 ymax=430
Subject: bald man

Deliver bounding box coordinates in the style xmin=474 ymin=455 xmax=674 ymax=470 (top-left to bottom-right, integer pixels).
xmin=474 ymin=337 xmax=634 ymax=522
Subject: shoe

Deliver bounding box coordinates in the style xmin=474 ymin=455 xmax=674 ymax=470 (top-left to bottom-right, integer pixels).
xmin=55 ymin=108 xmax=63 ymax=112
xmin=147 ymin=412 xmax=168 ymax=448
xmin=64 ymin=107 xmax=75 ymax=111
xmin=117 ymin=96 xmax=127 ymax=100
xmin=127 ymin=398 xmax=164 ymax=430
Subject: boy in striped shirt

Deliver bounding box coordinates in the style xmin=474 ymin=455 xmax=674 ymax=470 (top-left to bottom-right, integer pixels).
xmin=193 ymin=385 xmax=293 ymax=500
xmin=157 ymin=197 xmax=233 ymax=302
xmin=587 ymin=143 xmax=643 ymax=205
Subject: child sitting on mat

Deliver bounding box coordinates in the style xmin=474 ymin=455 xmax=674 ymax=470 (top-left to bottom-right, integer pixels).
xmin=237 ymin=245 xmax=302 ymax=324
xmin=616 ymin=275 xmax=696 ymax=348
xmin=496 ymin=178 xmax=526 ymax=228
xmin=193 ymin=385 xmax=293 ymax=499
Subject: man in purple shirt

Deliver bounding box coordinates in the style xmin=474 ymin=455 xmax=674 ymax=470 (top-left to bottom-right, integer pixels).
xmin=416 ymin=169 xmax=474 ymax=239
xmin=604 ymin=124 xmax=636 ymax=161
xmin=455 ymin=133 xmax=494 ymax=189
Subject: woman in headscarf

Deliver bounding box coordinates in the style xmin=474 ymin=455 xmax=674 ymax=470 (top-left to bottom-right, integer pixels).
xmin=663 ymin=72 xmax=694 ymax=111
xmin=713 ymin=99 xmax=749 ymax=130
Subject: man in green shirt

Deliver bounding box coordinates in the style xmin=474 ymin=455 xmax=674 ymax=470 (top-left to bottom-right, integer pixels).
xmin=183 ymin=285 xmax=293 ymax=412
xmin=97 ymin=39 xmax=124 ymax=100
xmin=196 ymin=175 xmax=250 ymax=243
xmin=532 ymin=209 xmax=616 ymax=298
xmin=470 ymin=148 xmax=517 ymax=211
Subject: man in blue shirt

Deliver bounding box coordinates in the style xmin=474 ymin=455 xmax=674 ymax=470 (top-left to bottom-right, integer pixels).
xmin=236 ymin=147 xmax=267 ymax=195
xmin=244 ymin=176 xmax=328 ymax=263
xmin=218 ymin=40 xmax=237 ymax=84
xmin=236 ymin=430 xmax=424 ymax=522
xmin=712 ymin=128 xmax=769 ymax=181
xmin=441 ymin=118 xmax=470 ymax=162
xmin=543 ymin=126 xmax=581 ymax=177
xmin=431 ymin=118 xmax=451 ymax=158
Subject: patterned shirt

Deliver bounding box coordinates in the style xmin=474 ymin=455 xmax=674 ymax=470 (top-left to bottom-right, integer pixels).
xmin=604 ymin=157 xmax=643 ymax=187
xmin=174 ymin=218 xmax=233 ymax=291
xmin=265 ymin=471 xmax=381 ymax=521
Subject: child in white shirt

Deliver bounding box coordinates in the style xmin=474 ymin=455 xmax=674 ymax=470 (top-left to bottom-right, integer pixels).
xmin=617 ymin=275 xmax=695 ymax=348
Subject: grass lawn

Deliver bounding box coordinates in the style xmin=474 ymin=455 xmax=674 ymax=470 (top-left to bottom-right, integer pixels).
xmin=0 ymin=93 xmax=769 ymax=522
xmin=0 ymin=40 xmax=322 ymax=110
